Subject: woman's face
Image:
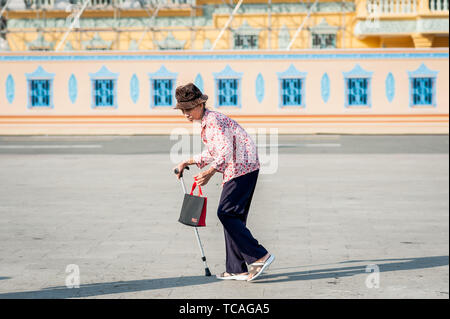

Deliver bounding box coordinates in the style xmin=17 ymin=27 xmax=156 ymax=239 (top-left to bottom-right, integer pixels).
xmin=182 ymin=104 xmax=204 ymax=122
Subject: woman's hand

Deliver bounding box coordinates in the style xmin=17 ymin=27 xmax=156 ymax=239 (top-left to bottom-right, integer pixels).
xmin=174 ymin=161 xmax=188 ymax=179
xmin=194 ymin=167 xmax=217 ymax=186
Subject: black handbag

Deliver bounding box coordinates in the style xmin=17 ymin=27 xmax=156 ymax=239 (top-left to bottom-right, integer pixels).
xmin=178 ymin=181 xmax=207 ymax=227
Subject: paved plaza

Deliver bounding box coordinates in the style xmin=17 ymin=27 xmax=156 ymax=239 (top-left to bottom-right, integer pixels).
xmin=0 ymin=135 xmax=448 ymax=298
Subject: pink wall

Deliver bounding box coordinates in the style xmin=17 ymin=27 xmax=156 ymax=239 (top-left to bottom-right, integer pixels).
xmin=0 ymin=49 xmax=448 ymax=134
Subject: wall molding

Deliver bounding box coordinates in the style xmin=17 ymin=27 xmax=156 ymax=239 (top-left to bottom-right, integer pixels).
xmin=1 ymin=51 xmax=448 ymax=62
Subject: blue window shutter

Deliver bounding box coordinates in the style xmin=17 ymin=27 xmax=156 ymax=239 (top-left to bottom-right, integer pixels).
xmin=232 ymin=79 xmax=237 ymax=105
xmin=30 ymin=79 xmax=51 ymax=107
xmin=347 ymin=78 xmax=369 ymax=106
xmin=218 ymin=79 xmax=236 ymax=106
xmin=411 ymin=77 xmax=434 ymax=106
xmin=93 ymin=79 xmax=115 ymax=107
xmin=153 ymin=79 xmax=174 ymax=107
xmin=169 ymin=79 xmax=173 ymax=105
xmin=281 ymin=78 xmax=303 ymax=106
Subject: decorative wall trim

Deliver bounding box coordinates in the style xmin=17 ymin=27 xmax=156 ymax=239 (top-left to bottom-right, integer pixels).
xmin=5 ymin=74 xmax=15 ymax=104
xmin=1 ymin=114 xmax=446 ymax=119
xmin=321 ymin=72 xmax=330 ymax=103
xmin=255 ymin=73 xmax=265 ymax=103
xmin=278 ymin=25 xmax=291 ymax=50
xmin=25 ymin=66 xmax=55 ymax=109
xmin=194 ymin=73 xmax=204 ymax=92
xmin=213 ymin=64 xmax=243 ymax=108
xmin=342 ymin=64 xmax=373 ymax=108
xmin=130 ymin=73 xmax=139 ymax=104
xmin=343 ymin=64 xmax=374 ymax=78
xmin=26 ymin=33 xmax=54 ymax=51
xmin=310 ymin=18 xmax=339 ymax=34
xmin=354 ymin=19 xmax=449 ymax=36
xmin=1 ymin=52 xmax=447 ymax=62
xmin=128 ymin=40 xmax=139 ymax=51
xmin=154 ymin=32 xmax=186 ymax=50
xmin=88 ymin=65 xmax=119 ymax=109
xmin=148 ymin=65 xmax=178 ymax=108
xmin=232 ymin=20 xmax=261 ymax=50
xmin=408 ymin=63 xmax=439 ymax=108
xmin=277 ymin=64 xmax=308 ymax=79
xmin=277 ymin=64 xmax=307 ymax=108
xmin=148 ymin=65 xmax=178 ymax=79
xmin=203 ymin=39 xmax=212 ymax=50
xmin=82 ymin=32 xmax=112 ymax=50
xmin=385 ymin=72 xmax=395 ymax=103
xmin=407 ymin=62 xmax=439 ymax=78
xmin=68 ymin=74 xmax=78 ymax=104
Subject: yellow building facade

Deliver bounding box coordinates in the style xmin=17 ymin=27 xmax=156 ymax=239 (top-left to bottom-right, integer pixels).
xmin=1 ymin=0 xmax=448 ymax=52
xmin=1 ymin=1 xmax=448 ymax=135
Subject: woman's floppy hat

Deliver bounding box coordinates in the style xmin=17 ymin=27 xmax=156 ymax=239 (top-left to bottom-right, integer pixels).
xmin=174 ymin=83 xmax=208 ymax=110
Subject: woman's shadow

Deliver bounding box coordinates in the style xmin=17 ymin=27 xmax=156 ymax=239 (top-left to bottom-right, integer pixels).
xmin=252 ymin=255 xmax=449 ymax=284
xmin=0 ymin=255 xmax=447 ymax=298
xmin=0 ymin=275 xmax=217 ymax=299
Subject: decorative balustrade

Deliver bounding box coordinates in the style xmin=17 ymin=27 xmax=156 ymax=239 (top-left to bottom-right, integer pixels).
xmin=140 ymin=0 xmax=194 ymax=5
xmin=88 ymin=0 xmax=121 ymax=8
xmin=10 ymin=0 xmax=448 ymax=15
xmin=24 ymin=0 xmax=55 ymax=9
xmin=429 ymin=0 xmax=449 ymax=11
xmin=19 ymin=0 xmax=195 ymax=10
xmin=365 ymin=0 xmax=448 ymax=15
xmin=366 ymin=0 xmax=418 ymax=15
xmin=86 ymin=0 xmax=195 ymax=7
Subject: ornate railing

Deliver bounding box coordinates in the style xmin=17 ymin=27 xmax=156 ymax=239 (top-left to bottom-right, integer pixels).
xmin=366 ymin=0 xmax=418 ymax=14
xmin=88 ymin=0 xmax=122 ymax=8
xmin=428 ymin=0 xmax=449 ymax=11
xmin=363 ymin=0 xmax=448 ymax=16
xmin=24 ymin=0 xmax=55 ymax=9
xmin=19 ymin=0 xmax=195 ymax=10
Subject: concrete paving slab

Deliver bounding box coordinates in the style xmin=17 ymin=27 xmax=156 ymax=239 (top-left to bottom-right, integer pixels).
xmin=0 ymin=136 xmax=448 ymax=299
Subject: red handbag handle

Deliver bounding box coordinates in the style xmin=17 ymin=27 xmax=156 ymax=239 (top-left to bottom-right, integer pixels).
xmin=190 ymin=177 xmax=203 ymax=196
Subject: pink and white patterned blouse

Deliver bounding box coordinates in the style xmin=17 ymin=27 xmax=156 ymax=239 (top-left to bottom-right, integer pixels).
xmin=193 ymin=109 xmax=260 ymax=185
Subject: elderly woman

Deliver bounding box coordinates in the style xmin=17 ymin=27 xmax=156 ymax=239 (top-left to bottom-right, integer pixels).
xmin=173 ymin=83 xmax=274 ymax=282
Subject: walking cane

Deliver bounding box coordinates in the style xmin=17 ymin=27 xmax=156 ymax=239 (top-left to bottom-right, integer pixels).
xmin=174 ymin=166 xmax=212 ymax=277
